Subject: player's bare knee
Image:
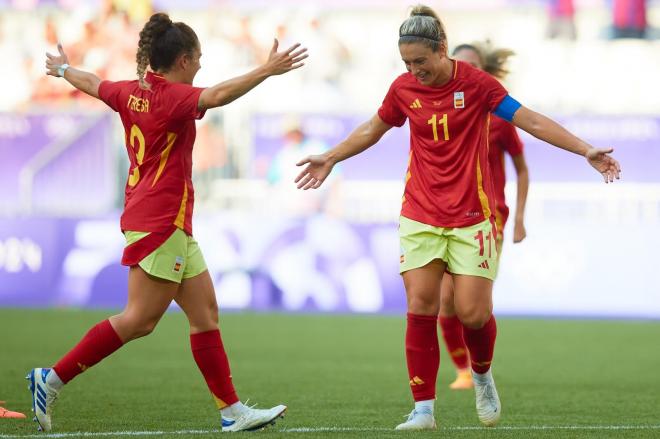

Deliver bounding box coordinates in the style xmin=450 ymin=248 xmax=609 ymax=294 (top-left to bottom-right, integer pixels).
xmin=439 ymin=293 xmax=455 ymax=316
xmin=407 ymin=295 xmax=439 ymax=315
xmin=208 ymin=302 xmax=219 ymax=324
xmin=459 ymin=310 xmax=492 ymax=329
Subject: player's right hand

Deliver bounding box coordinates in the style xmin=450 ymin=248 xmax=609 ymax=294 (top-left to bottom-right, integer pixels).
xmin=265 ymin=39 xmax=308 ymax=76
xmin=585 ymin=147 xmax=621 ymax=184
xmin=295 ymin=154 xmax=334 ymax=190
xmin=45 ymin=43 xmax=69 ymax=77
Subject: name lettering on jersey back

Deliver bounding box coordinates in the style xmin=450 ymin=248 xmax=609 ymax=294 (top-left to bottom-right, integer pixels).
xmin=127 ymin=95 xmax=150 ymax=113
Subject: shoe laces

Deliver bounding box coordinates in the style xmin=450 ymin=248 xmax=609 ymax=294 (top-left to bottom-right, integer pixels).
xmin=402 ymin=410 xmax=416 ymax=422
xmin=402 ymin=407 xmax=432 ymax=421
xmin=244 ymin=399 xmax=258 ymax=410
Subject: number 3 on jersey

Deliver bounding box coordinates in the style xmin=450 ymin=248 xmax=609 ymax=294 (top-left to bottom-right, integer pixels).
xmin=127 ymin=124 xmax=177 ymax=187
xmin=128 ymin=124 xmax=145 ymax=187
xmin=427 ymin=113 xmax=449 ymax=142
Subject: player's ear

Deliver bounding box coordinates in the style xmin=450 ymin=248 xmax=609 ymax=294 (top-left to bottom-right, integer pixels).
xmin=178 ymin=52 xmax=190 ymax=70
xmin=439 ymin=41 xmax=448 ymax=58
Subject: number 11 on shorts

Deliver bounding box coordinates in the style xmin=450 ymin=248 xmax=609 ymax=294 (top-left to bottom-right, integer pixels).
xmin=474 ymin=230 xmax=493 ymax=258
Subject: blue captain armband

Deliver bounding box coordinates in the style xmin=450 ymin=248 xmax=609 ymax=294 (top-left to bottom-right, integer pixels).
xmin=493 ymin=95 xmax=522 ymax=122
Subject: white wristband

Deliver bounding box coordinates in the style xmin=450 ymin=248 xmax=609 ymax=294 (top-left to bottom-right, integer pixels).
xmin=57 ymin=63 xmax=69 ymax=78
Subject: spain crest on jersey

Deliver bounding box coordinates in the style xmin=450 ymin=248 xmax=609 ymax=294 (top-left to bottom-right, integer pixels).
xmin=454 ymin=91 xmax=465 ymax=109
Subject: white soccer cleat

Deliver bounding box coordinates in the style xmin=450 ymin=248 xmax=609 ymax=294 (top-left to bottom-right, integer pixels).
xmin=26 ymin=368 xmax=59 ymax=432
xmin=394 ymin=407 xmax=436 ymax=430
xmin=221 ymin=404 xmax=287 ymax=432
xmin=472 ymin=369 xmax=501 ymax=427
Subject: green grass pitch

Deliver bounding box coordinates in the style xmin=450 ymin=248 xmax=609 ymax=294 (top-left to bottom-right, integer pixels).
xmin=1 ymin=309 xmax=659 ymax=438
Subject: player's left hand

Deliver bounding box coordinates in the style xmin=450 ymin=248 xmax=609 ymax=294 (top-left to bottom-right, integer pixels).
xmin=45 ymin=43 xmax=69 ymax=77
xmin=513 ymin=220 xmax=526 ymax=243
xmin=586 ymin=147 xmax=621 ymax=183
xmin=264 ymin=39 xmax=308 ymax=76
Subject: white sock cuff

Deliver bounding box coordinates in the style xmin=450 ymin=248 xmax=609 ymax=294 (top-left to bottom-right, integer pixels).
xmin=472 ymin=368 xmax=493 ymax=382
xmin=46 ymin=369 xmax=64 ymax=390
xmin=414 ymin=399 xmax=435 ymax=412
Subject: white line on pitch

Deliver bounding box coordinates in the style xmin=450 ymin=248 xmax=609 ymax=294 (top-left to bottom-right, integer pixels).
xmin=2 ymin=425 xmax=660 ymax=437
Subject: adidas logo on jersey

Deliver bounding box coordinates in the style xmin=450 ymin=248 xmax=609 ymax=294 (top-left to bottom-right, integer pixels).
xmin=409 ymin=98 xmax=422 ymax=109
xmin=478 ymin=260 xmax=490 ymax=269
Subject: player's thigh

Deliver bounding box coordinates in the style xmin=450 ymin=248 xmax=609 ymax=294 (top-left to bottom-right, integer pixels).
xmin=439 ymin=273 xmax=456 ymax=317
xmin=452 ymin=274 xmax=494 ymax=329
xmin=174 ymin=269 xmax=219 ymax=333
xmin=402 ymin=259 xmax=447 ymax=316
xmin=110 ymin=266 xmax=180 ymax=341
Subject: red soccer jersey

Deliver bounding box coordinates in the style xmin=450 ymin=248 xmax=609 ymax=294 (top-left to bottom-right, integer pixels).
xmin=378 ymin=60 xmax=508 ymax=228
xmin=488 ymin=115 xmax=524 ymax=227
xmin=99 ymin=71 xmax=205 ymax=236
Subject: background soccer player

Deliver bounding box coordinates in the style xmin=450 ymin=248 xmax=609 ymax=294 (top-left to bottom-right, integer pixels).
xmin=295 ymin=4 xmax=619 ymax=430
xmin=28 ymin=12 xmax=307 ymax=433
xmin=439 ymin=41 xmax=530 ymax=391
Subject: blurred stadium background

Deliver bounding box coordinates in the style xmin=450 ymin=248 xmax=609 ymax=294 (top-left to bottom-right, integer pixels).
xmin=1 ymin=0 xmax=658 ymax=317
xmin=1 ymin=0 xmax=660 ymax=437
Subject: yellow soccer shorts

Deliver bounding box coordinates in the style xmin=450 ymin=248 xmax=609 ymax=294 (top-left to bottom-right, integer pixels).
xmin=399 ymin=216 xmax=499 ymax=280
xmin=124 ymin=228 xmax=207 ymax=283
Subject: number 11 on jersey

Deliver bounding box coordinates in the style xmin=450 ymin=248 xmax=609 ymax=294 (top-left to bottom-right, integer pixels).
xmin=427 ymin=113 xmax=449 ymax=142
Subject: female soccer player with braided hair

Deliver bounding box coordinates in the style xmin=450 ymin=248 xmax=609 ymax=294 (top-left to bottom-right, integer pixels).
xmin=438 ymin=41 xmax=530 ymax=391
xmin=296 ymin=4 xmax=619 ymax=430
xmin=29 ymin=12 xmax=307 ymax=433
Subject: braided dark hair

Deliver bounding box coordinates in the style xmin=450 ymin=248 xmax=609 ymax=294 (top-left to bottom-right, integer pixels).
xmin=136 ymin=13 xmax=200 ymax=88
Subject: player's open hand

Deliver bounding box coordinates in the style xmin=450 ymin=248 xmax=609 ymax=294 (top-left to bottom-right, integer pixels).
xmin=295 ymin=154 xmax=334 ymax=190
xmin=585 ymin=147 xmax=621 ymax=183
xmin=45 ymin=43 xmax=69 ymax=77
xmin=513 ymin=220 xmax=526 ymax=243
xmin=265 ymin=39 xmax=308 ymax=76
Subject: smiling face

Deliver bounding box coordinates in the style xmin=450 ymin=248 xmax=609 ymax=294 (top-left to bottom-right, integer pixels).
xmin=399 ymin=42 xmax=446 ymax=86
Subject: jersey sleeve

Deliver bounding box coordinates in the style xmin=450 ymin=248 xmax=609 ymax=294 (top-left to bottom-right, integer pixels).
xmin=500 ymin=120 xmax=524 ymax=156
xmin=377 ymin=79 xmax=407 ymax=127
xmin=98 ymin=80 xmax=128 ymax=112
xmin=476 ymin=71 xmax=509 ymax=113
xmin=166 ymin=84 xmax=207 ymax=121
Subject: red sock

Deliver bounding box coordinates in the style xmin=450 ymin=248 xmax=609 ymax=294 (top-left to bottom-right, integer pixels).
xmin=439 ymin=315 xmax=469 ymax=370
xmin=53 ymin=320 xmax=124 ymax=383
xmin=190 ymin=329 xmax=239 ymax=408
xmin=405 ymin=313 xmax=439 ymax=402
xmin=462 ymin=315 xmax=497 ymax=374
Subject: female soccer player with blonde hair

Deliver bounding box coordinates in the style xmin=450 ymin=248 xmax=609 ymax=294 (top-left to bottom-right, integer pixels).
xmin=439 ymin=41 xmax=530 ymax=391
xmin=29 ymin=12 xmax=306 ymax=433
xmin=296 ymin=4 xmax=619 ymax=430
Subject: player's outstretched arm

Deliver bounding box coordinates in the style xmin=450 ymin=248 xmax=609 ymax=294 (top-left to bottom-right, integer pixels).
xmin=511 ymin=154 xmax=529 ymax=243
xmin=512 ymin=106 xmax=621 ymax=183
xmin=46 ymin=43 xmax=101 ymax=99
xmin=295 ymin=114 xmax=392 ymax=190
xmin=198 ymin=39 xmax=307 ymax=111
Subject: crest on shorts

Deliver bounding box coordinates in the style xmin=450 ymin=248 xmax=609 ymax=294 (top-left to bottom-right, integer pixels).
xmin=173 ymin=256 xmax=184 ymax=273
xmin=454 ymin=91 xmax=465 ymax=109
